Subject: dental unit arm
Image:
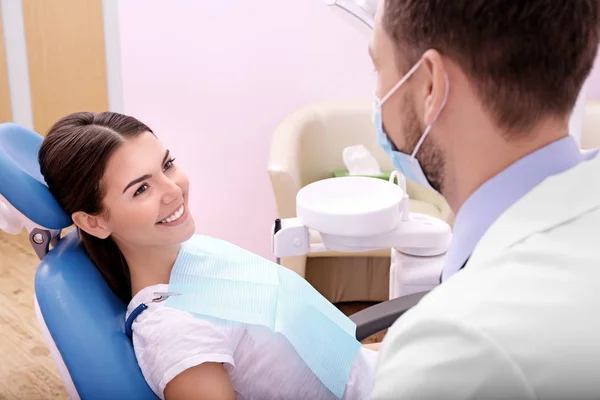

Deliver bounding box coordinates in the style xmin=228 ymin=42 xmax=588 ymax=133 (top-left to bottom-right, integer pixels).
xmin=272 ymin=171 xmax=452 ymax=260
xmin=271 ymin=172 xmax=451 ymax=340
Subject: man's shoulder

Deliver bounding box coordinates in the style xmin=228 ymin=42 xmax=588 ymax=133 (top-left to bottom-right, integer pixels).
xmin=420 ymin=206 xmax=600 ymax=321
xmin=373 ymin=158 xmax=600 ymax=399
xmin=380 ymin=225 xmax=600 ymax=398
xmin=398 ymin=213 xmax=600 ymax=367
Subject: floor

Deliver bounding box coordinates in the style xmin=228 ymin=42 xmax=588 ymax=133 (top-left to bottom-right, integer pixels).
xmin=0 ymin=230 xmax=385 ymax=399
xmin=0 ymin=230 xmax=69 ymax=399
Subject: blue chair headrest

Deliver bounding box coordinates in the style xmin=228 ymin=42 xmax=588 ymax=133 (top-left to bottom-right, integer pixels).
xmin=0 ymin=123 xmax=71 ymax=229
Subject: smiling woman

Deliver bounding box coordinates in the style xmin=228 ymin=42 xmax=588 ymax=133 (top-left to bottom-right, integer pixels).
xmin=36 ymin=111 xmax=380 ymax=400
xmin=38 ymin=112 xmax=196 ymax=303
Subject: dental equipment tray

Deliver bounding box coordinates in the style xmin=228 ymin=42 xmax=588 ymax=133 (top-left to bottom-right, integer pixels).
xmin=272 ymin=175 xmax=452 ymax=258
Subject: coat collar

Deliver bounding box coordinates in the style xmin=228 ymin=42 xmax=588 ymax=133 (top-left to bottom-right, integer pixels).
xmin=468 ymin=149 xmax=600 ymax=267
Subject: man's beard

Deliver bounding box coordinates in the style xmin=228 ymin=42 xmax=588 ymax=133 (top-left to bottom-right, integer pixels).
xmin=399 ymin=96 xmax=445 ymax=194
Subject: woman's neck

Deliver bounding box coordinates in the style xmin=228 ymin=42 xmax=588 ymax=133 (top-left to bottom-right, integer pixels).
xmin=120 ymin=242 xmax=182 ymax=299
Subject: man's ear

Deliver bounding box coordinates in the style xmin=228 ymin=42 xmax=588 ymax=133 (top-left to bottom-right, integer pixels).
xmin=421 ymin=49 xmax=449 ymax=127
xmin=72 ymin=211 xmax=111 ymax=239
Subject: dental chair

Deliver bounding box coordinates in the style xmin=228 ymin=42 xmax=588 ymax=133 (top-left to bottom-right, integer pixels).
xmin=0 ymin=122 xmax=422 ymax=399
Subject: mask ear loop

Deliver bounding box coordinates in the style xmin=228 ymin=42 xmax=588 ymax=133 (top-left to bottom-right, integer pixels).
xmin=411 ymin=72 xmax=450 ymax=158
xmin=380 ymin=58 xmax=424 ymax=105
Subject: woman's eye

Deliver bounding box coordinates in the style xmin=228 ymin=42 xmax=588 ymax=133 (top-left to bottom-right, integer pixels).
xmin=134 ymin=183 xmax=149 ymax=197
xmin=163 ymin=158 xmax=176 ymax=171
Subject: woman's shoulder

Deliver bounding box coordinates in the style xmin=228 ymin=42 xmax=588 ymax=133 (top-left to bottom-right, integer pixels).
xmin=126 ymin=284 xmax=202 ymax=332
xmin=126 ymin=283 xmax=170 ymax=318
xmin=126 ymin=283 xmax=244 ymax=343
xmin=126 ymin=283 xmax=240 ymax=398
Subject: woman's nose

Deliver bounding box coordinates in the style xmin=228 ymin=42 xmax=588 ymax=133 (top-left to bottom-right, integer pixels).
xmin=161 ymin=179 xmax=183 ymax=204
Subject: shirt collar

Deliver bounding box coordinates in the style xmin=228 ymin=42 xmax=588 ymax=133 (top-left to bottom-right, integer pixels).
xmin=441 ymin=136 xmax=585 ymax=281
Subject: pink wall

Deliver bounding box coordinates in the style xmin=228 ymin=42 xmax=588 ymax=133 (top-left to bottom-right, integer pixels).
xmin=588 ymin=54 xmax=600 ymax=99
xmin=118 ymin=1 xmax=600 ymax=260
xmin=118 ymin=0 xmax=374 ymax=260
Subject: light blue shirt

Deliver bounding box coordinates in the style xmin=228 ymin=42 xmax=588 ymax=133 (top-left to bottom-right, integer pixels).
xmin=441 ymin=135 xmax=589 ymax=281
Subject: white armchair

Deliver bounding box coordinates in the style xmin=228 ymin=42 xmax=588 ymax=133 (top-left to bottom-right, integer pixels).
xmin=267 ymin=98 xmax=453 ymax=303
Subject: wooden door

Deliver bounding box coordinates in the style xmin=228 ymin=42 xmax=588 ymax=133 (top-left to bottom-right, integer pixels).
xmin=22 ymin=0 xmax=109 ymax=135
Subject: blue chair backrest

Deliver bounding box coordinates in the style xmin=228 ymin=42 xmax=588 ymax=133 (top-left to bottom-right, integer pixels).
xmin=0 ymin=123 xmax=157 ymax=399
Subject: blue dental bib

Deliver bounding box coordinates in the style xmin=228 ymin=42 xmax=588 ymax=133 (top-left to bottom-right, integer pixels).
xmin=165 ymin=234 xmax=361 ymax=398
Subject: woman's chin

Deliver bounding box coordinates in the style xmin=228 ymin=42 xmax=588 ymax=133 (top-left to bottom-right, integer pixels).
xmin=155 ymin=214 xmax=196 ymax=244
xmin=175 ymin=215 xmax=196 ymax=242
xmin=182 ymin=217 xmax=196 ymax=241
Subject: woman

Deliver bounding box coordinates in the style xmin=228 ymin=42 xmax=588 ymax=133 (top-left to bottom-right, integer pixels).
xmin=38 ymin=111 xmax=379 ymax=400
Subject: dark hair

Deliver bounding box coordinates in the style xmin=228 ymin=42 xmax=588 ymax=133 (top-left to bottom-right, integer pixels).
xmin=382 ymin=0 xmax=600 ymax=134
xmin=39 ymin=111 xmax=153 ymax=303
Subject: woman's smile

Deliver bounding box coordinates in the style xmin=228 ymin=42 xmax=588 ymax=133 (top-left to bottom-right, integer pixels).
xmin=156 ymin=203 xmax=190 ymax=227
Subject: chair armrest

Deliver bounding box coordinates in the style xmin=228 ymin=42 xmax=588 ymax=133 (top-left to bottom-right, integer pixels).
xmin=350 ymin=291 xmax=429 ymax=341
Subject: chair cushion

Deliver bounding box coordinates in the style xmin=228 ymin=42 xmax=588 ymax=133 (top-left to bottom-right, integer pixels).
xmin=0 ymin=123 xmax=71 ymax=229
xmin=35 ymin=230 xmax=157 ymax=399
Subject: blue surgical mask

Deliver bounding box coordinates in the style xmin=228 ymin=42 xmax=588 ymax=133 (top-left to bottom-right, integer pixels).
xmin=373 ymin=58 xmax=449 ymax=191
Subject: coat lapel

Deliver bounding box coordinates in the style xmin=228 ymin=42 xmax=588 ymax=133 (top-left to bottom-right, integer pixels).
xmin=468 ymin=151 xmax=600 ymax=267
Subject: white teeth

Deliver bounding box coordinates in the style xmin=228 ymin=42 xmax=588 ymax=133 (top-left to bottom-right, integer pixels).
xmin=160 ymin=205 xmax=184 ymax=224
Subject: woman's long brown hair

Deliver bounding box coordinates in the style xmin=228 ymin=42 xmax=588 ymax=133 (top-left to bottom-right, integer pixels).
xmin=39 ymin=111 xmax=153 ymax=303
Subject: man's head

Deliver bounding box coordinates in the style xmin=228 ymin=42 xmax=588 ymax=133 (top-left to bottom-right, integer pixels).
xmin=370 ymin=0 xmax=600 ymax=204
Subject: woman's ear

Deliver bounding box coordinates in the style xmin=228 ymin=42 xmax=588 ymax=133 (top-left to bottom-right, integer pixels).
xmin=72 ymin=211 xmax=111 ymax=239
xmin=421 ymin=49 xmax=449 ymax=126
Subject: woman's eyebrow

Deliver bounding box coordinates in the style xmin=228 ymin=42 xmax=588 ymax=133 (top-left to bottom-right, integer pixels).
xmin=123 ymin=174 xmax=151 ymax=193
xmin=122 ymin=150 xmax=170 ymax=193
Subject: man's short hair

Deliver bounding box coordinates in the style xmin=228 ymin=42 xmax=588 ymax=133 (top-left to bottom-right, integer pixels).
xmin=383 ymin=0 xmax=600 ymax=133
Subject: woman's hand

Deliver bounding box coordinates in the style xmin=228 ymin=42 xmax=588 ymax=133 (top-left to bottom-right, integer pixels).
xmin=363 ymin=342 xmax=382 ymax=351
xmin=164 ymin=362 xmax=236 ymax=400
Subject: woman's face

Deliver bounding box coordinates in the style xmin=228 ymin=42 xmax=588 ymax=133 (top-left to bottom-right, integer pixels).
xmin=94 ymin=131 xmax=195 ymax=249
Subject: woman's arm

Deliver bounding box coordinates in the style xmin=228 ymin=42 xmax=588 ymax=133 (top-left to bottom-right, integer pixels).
xmin=164 ymin=362 xmax=236 ymax=400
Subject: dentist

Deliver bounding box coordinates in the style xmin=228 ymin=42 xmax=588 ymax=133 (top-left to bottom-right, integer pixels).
xmin=369 ymin=0 xmax=600 ymax=398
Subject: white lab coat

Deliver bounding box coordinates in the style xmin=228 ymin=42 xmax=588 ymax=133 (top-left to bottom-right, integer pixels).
xmin=371 ymin=151 xmax=600 ymax=399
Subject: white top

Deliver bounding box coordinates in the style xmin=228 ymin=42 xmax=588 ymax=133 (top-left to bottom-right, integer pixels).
xmin=371 ymin=151 xmax=600 ymax=399
xmin=127 ymin=284 xmax=378 ymax=400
